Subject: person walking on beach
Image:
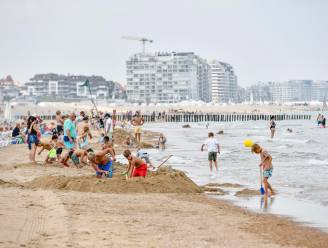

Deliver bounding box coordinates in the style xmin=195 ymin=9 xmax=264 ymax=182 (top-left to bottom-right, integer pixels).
xmin=251 ymin=144 xmax=275 ymax=197
xmin=131 ymin=111 xmax=144 ymax=144
xmin=269 ymin=116 xmax=276 ymax=139
xmin=201 ymin=132 xmax=220 ymax=175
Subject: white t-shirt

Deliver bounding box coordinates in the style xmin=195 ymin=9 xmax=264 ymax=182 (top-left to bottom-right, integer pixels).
xmin=105 ymin=118 xmax=113 ymax=133
xmin=204 ymin=138 xmax=219 ymax=152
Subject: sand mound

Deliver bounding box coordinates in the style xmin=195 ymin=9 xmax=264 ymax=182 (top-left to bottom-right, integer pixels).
xmin=235 ymin=189 xmax=260 ymax=197
xmin=25 ymin=167 xmax=202 ymax=194
xmin=113 ymin=128 xmax=155 ymax=148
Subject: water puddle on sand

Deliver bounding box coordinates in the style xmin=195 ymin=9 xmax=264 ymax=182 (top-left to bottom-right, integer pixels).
xmin=212 ymin=193 xmax=328 ymax=233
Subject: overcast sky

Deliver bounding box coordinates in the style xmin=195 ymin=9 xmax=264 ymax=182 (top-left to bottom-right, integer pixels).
xmin=1 ymin=0 xmax=327 ymax=86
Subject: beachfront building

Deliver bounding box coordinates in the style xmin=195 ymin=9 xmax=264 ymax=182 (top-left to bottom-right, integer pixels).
xmin=270 ymin=80 xmax=312 ymax=102
xmin=208 ymin=60 xmax=238 ymax=103
xmin=126 ymin=52 xmax=211 ymax=103
xmin=245 ymin=82 xmax=272 ymax=103
xmin=23 ymin=74 xmax=120 ymax=100
xmin=311 ymin=81 xmax=328 ymax=101
xmin=0 ymin=75 xmax=21 ymax=102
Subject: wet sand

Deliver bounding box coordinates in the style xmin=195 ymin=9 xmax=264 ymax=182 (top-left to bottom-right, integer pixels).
xmin=0 ymin=130 xmax=328 ymax=247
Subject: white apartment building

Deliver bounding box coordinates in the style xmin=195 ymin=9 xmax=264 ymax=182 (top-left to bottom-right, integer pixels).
xmin=208 ymin=60 xmax=238 ymax=103
xmin=311 ymin=81 xmax=328 ymax=101
xmin=23 ymin=74 xmax=115 ymax=99
xmin=126 ymin=52 xmax=210 ymax=103
xmin=270 ymin=80 xmax=313 ymax=102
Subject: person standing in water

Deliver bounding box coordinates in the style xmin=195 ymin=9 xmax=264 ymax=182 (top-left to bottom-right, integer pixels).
xmin=269 ymin=116 xmax=276 ymax=139
xmin=201 ymin=132 xmax=220 ymax=175
xmin=251 ymin=143 xmax=275 ymax=197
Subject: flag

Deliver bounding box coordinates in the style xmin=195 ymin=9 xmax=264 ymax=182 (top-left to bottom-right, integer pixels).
xmin=82 ymin=80 xmax=90 ymax=87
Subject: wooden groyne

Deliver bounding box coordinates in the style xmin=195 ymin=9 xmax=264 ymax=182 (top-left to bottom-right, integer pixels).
xmin=17 ymin=113 xmax=312 ymax=122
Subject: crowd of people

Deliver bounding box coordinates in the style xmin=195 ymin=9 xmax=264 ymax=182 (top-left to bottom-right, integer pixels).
xmin=0 ymin=109 xmax=168 ymax=179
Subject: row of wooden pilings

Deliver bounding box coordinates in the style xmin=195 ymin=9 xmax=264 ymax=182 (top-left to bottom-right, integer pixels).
xmin=18 ymin=113 xmax=312 ymax=122
xmin=135 ymin=113 xmax=312 ymax=123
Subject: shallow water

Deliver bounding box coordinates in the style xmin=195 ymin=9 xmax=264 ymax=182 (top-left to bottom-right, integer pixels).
xmin=143 ymin=118 xmax=328 ymax=232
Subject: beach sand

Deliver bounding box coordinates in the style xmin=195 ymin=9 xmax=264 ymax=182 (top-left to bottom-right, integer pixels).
xmin=1 ymin=131 xmax=328 ymax=247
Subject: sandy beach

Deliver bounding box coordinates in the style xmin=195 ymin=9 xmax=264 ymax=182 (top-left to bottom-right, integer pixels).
xmin=1 ymin=129 xmax=328 ymax=248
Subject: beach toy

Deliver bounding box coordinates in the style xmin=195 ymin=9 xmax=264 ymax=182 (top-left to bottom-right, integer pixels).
xmin=48 ymin=148 xmax=57 ymax=158
xmin=260 ymin=167 xmax=265 ymax=195
xmin=243 ymin=139 xmax=254 ymax=148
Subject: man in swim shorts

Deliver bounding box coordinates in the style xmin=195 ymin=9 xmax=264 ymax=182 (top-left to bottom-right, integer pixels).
xmin=87 ymin=148 xmax=116 ymax=178
xmin=123 ymin=149 xmax=148 ymax=178
xmin=131 ymin=111 xmax=144 ymax=144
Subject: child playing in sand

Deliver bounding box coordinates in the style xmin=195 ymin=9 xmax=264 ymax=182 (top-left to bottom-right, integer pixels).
xmin=123 ymin=149 xmax=148 ymax=178
xmin=38 ymin=135 xmax=60 ymax=163
xmin=251 ymin=144 xmax=275 ymax=197
xmin=61 ymin=149 xmax=88 ymax=168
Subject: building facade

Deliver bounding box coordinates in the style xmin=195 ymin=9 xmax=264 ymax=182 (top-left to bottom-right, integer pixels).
xmin=126 ymin=52 xmax=210 ymax=103
xmin=208 ymin=60 xmax=238 ymax=103
xmin=23 ymin=74 xmax=118 ymax=100
xmin=244 ymin=80 xmax=328 ymax=103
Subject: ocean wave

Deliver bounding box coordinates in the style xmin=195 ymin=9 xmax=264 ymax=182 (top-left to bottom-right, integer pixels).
xmin=308 ymin=159 xmax=328 ymax=166
xmin=305 ymin=139 xmax=320 ymax=144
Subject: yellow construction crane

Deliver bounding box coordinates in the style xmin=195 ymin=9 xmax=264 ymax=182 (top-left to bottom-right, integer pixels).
xmin=121 ymin=36 xmax=153 ymax=54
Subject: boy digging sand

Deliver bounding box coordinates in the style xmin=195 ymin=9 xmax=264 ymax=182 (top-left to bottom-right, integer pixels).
xmin=252 ymin=144 xmax=275 ymax=197
xmin=123 ymin=149 xmax=148 ymax=178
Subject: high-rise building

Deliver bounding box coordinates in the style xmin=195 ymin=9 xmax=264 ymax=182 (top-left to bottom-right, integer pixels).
xmin=311 ymin=81 xmax=328 ymax=101
xmin=270 ymin=80 xmax=312 ymax=102
xmin=208 ymin=60 xmax=238 ymax=103
xmin=126 ymin=52 xmax=210 ymax=103
xmin=245 ymin=82 xmax=272 ymax=102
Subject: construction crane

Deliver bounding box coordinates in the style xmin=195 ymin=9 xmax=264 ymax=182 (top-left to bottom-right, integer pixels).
xmin=121 ymin=36 xmax=153 ymax=54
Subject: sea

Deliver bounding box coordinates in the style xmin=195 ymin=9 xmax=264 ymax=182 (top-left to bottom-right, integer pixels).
xmin=135 ymin=116 xmax=328 ymax=232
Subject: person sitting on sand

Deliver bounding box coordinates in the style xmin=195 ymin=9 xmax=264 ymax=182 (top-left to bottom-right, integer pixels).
xmin=251 ymin=144 xmax=275 ymax=197
xmin=123 ymin=149 xmax=148 ymax=178
xmin=87 ymin=148 xmax=116 ymax=178
xmin=124 ymin=136 xmax=133 ymax=147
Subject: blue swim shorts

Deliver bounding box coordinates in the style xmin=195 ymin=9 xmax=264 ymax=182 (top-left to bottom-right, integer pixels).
xmin=263 ymin=167 xmax=273 ymax=178
xmin=96 ymin=160 xmax=113 ymax=178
